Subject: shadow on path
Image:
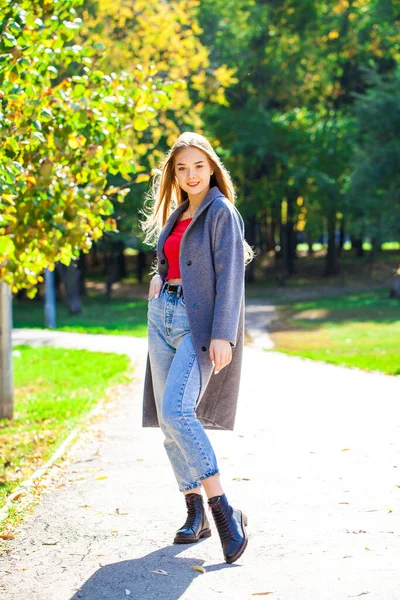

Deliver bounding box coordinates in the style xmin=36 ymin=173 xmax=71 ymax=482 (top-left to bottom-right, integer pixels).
xmin=70 ymin=541 xmax=239 ymax=600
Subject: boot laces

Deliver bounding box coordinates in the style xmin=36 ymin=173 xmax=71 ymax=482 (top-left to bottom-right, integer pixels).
xmin=209 ymin=500 xmax=234 ymax=541
xmin=183 ymin=495 xmax=198 ymax=528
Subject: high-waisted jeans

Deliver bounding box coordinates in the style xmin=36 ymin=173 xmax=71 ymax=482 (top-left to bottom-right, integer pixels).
xmin=147 ymin=282 xmax=220 ymax=492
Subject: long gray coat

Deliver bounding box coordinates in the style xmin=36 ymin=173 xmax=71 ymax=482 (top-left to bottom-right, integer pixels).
xmin=142 ymin=185 xmax=245 ymax=431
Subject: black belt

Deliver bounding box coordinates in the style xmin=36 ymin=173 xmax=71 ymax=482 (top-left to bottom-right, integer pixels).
xmin=162 ymin=282 xmax=183 ymax=296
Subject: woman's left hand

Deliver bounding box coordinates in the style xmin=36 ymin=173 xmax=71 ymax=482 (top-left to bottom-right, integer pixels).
xmin=209 ymin=339 xmax=232 ymax=374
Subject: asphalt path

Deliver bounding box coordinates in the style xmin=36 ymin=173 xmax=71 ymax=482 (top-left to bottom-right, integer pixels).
xmin=2 ymin=326 xmax=400 ymax=600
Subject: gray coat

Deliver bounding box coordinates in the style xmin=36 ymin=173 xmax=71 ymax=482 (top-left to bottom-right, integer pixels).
xmin=142 ymin=185 xmax=245 ymax=431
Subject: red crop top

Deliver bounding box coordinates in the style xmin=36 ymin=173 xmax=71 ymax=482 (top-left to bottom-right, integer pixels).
xmin=163 ymin=218 xmax=192 ymax=280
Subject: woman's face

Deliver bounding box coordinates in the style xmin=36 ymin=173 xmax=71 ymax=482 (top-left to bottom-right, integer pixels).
xmin=174 ymin=146 xmax=213 ymax=199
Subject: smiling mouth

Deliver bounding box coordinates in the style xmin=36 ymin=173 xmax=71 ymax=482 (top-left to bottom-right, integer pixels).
xmin=187 ymin=182 xmax=199 ymax=187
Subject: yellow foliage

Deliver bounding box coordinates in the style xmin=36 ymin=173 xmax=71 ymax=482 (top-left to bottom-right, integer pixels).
xmin=333 ymin=0 xmax=349 ymax=15
xmin=77 ymin=0 xmax=233 ymax=169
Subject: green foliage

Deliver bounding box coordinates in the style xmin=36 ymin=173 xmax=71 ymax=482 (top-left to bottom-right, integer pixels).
xmin=347 ymin=67 xmax=400 ymax=242
xmin=0 ymin=0 xmax=179 ymax=292
xmin=76 ymin=0 xmax=237 ymax=247
xmin=197 ymin=0 xmax=400 ymax=242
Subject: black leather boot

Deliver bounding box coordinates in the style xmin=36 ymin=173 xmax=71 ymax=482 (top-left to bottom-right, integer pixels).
xmin=174 ymin=493 xmax=212 ymax=544
xmin=208 ymin=493 xmax=248 ymax=563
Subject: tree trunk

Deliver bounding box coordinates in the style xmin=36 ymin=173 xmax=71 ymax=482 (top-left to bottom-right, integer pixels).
xmin=269 ymin=217 xmax=277 ymax=252
xmin=136 ymin=250 xmax=146 ymax=284
xmin=368 ymin=237 xmax=381 ymax=263
xmin=44 ymin=269 xmax=56 ymax=328
xmin=324 ymin=213 xmax=339 ymax=276
xmin=244 ymin=215 xmax=257 ymax=283
xmin=286 ymin=192 xmax=295 ymax=275
xmin=351 ymin=236 xmax=364 ymax=258
xmin=0 ymin=281 xmax=13 ymax=419
xmin=56 ymin=261 xmax=83 ymax=314
xmin=91 ymin=241 xmax=99 ymax=268
xmin=338 ymin=219 xmax=345 ymax=256
xmin=307 ymin=232 xmax=314 ymax=256
xmin=78 ymin=252 xmax=87 ymax=297
xmin=389 ymin=272 xmax=400 ymax=299
xmin=277 ymin=221 xmax=289 ymax=286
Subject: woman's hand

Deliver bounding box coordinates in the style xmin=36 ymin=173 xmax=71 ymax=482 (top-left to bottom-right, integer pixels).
xmin=148 ymin=274 xmax=163 ymax=300
xmin=209 ymin=339 xmax=232 ymax=374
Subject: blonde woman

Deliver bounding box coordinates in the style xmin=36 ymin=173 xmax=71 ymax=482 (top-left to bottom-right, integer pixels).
xmin=141 ymin=131 xmax=254 ymax=564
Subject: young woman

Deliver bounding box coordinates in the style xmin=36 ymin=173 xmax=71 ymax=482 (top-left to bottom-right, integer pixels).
xmin=141 ymin=131 xmax=254 ymax=564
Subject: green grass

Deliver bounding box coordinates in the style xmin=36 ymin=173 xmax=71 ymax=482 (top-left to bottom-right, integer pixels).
xmin=269 ymin=289 xmax=400 ymax=375
xmin=0 ymin=346 xmax=132 ymax=509
xmin=13 ymin=294 xmax=148 ymax=336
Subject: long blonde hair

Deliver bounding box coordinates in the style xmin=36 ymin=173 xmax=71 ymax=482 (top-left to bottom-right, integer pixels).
xmin=140 ymin=131 xmax=255 ymax=264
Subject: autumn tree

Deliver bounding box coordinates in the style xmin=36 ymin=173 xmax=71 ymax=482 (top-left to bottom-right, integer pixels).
xmin=347 ymin=67 xmax=400 ymax=295
xmin=0 ymin=0 xmax=182 ymax=417
xmin=196 ymin=0 xmax=400 ymax=276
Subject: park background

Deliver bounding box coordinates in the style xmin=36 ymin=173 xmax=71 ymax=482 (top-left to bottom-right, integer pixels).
xmin=0 ymin=0 xmax=399 ymax=551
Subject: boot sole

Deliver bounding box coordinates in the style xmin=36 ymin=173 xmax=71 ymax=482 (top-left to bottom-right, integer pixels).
xmin=173 ymin=527 xmax=212 ymax=544
xmin=225 ymin=512 xmax=248 ymax=564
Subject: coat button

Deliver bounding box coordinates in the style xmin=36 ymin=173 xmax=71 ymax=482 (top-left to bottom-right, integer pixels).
xmin=187 ymin=260 xmax=192 ymax=266
xmin=202 ymin=346 xmax=207 ymax=352
xmin=161 ymin=259 xmax=166 ymax=264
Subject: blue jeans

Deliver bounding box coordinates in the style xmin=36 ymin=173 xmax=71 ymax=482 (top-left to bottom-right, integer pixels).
xmin=147 ymin=282 xmax=220 ymax=492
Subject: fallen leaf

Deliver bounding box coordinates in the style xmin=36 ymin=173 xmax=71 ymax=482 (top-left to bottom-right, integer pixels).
xmin=150 ymin=569 xmax=171 ymax=576
xmin=233 ymin=477 xmax=250 ymax=481
xmin=251 ymin=593 xmax=273 ymax=596
xmin=343 ymin=555 xmax=352 ymax=558
xmin=341 ymin=448 xmax=351 ymax=452
xmin=95 ymin=475 xmax=108 ymax=480
xmin=116 ymin=508 xmax=129 ymax=515
xmin=42 ymin=539 xmax=58 ymax=545
xmin=0 ymin=534 xmax=15 ymax=540
xmin=388 ymin=509 xmax=392 ymax=513
xmin=79 ymin=505 xmax=93 ymax=509
xmin=110 ymin=530 xmax=118 ymax=534
xmin=11 ymin=492 xmax=24 ymax=501
xmin=365 ymin=547 xmax=370 ymax=551
xmin=346 ymin=530 xmax=366 ymax=534
xmin=192 ymin=565 xmax=206 ymax=574
xmin=339 ymin=502 xmax=350 ymax=505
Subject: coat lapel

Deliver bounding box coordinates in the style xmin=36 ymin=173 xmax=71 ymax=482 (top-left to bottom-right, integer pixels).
xmin=157 ymin=186 xmax=223 ymax=256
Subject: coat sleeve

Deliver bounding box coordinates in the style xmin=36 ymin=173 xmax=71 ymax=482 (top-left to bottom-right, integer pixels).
xmin=211 ymin=204 xmax=245 ymax=348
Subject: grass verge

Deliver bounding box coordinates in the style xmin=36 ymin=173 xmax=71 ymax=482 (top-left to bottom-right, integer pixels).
xmin=13 ymin=294 xmax=148 ymax=336
xmin=269 ymin=289 xmax=400 ymax=375
xmin=0 ymin=346 xmax=132 ymax=517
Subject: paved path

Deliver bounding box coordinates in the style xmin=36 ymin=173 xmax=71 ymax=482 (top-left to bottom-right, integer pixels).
xmin=2 ymin=328 xmax=400 ymax=599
